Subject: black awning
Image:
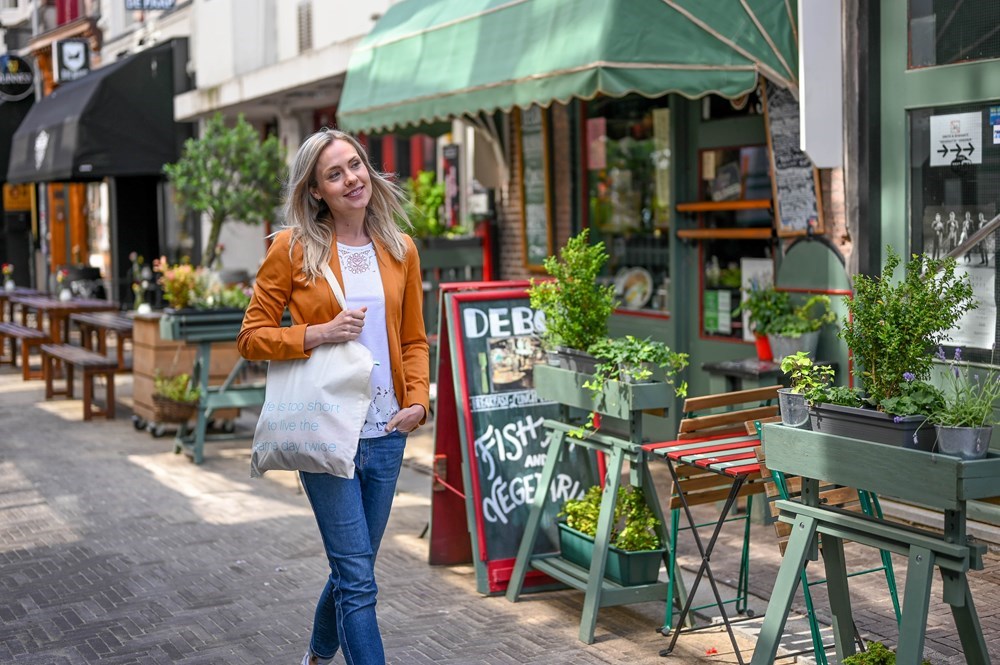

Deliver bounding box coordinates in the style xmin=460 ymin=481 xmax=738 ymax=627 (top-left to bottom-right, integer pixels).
xmin=0 ymin=97 xmax=33 ymax=184
xmin=6 ymin=42 xmax=178 ymax=183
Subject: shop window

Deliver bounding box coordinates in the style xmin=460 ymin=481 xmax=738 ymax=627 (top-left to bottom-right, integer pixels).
xmin=585 ymin=95 xmax=672 ymax=314
xmin=680 ymin=146 xmax=774 ymax=340
xmin=909 ymin=102 xmax=1000 ymax=362
xmin=909 ymin=0 xmax=1000 ymax=68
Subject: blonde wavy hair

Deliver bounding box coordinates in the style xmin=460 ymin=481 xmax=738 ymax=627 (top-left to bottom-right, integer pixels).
xmin=282 ymin=128 xmax=411 ymax=282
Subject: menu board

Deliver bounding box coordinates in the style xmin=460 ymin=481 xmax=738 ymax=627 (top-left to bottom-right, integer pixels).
xmin=764 ymin=81 xmax=825 ymax=237
xmin=437 ymin=287 xmax=599 ymax=594
xmin=517 ymin=106 xmax=553 ymax=270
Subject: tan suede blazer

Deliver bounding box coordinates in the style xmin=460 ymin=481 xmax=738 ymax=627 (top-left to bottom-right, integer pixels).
xmin=237 ymin=229 xmax=430 ymax=421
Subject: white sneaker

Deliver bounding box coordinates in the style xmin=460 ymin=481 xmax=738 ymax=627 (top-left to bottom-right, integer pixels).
xmin=301 ymin=649 xmax=334 ymax=665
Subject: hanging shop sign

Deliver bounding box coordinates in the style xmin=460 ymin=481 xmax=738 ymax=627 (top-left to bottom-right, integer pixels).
xmin=125 ymin=0 xmax=176 ymax=9
xmin=0 ymin=55 xmax=34 ymax=102
xmin=53 ymin=39 xmax=91 ymax=83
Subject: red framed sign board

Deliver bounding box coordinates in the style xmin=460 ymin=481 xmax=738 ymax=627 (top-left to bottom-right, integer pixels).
xmin=429 ymin=282 xmax=599 ymax=595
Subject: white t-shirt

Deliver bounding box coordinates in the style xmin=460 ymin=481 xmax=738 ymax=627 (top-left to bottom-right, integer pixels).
xmin=337 ymin=241 xmax=400 ymax=437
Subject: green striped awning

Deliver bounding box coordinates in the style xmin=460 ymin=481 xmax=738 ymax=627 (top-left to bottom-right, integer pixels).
xmin=338 ymin=0 xmax=798 ymax=133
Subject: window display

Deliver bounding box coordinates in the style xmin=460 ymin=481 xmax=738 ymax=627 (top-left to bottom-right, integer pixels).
xmin=684 ymin=146 xmax=774 ymax=340
xmin=910 ymin=102 xmax=1000 ymax=360
xmin=586 ymin=95 xmax=672 ymax=314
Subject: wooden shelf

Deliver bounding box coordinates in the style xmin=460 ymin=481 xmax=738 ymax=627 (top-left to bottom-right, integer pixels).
xmin=676 ymin=199 xmax=772 ymax=213
xmin=676 ymin=227 xmax=773 ymax=240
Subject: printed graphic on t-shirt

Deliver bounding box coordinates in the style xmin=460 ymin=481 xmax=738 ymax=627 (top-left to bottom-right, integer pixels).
xmin=337 ymin=242 xmax=400 ymax=437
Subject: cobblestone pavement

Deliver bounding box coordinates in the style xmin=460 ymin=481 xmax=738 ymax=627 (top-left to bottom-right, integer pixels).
xmin=1 ymin=367 xmax=998 ymax=664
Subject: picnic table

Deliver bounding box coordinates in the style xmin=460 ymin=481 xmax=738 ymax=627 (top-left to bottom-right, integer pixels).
xmin=12 ymin=295 xmax=117 ymax=344
xmin=70 ymin=311 xmax=134 ymax=372
xmin=0 ymin=287 xmax=43 ymax=323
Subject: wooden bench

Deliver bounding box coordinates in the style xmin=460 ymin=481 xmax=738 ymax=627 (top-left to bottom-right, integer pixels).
xmin=0 ymin=322 xmax=50 ymax=380
xmin=41 ymin=344 xmax=118 ymax=420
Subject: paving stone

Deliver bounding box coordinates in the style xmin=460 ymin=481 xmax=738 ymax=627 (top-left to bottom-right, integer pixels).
xmin=2 ymin=368 xmax=1000 ymax=663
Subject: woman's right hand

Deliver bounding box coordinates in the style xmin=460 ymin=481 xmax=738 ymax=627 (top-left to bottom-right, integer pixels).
xmin=305 ymin=306 xmax=367 ymax=349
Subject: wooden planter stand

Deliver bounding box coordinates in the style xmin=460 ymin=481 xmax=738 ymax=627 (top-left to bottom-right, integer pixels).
xmin=751 ymin=425 xmax=995 ymax=665
xmin=505 ymin=365 xmax=679 ymax=644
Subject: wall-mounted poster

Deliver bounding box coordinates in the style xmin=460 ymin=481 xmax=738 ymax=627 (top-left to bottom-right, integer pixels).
xmin=516 ymin=106 xmax=553 ymax=272
xmin=921 ymin=205 xmax=997 ymax=350
xmin=763 ymin=81 xmax=825 ymax=237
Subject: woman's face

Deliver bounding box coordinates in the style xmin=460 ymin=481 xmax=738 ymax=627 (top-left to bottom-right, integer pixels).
xmin=311 ymin=139 xmax=372 ymax=218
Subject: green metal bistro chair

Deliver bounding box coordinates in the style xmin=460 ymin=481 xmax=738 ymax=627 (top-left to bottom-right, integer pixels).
xmin=753 ymin=422 xmax=902 ymax=665
xmin=660 ymin=386 xmax=782 ymax=633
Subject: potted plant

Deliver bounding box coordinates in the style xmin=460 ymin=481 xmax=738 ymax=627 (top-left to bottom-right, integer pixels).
xmin=810 ymin=248 xmax=975 ymax=449
xmin=154 ymin=257 xmax=253 ymax=340
xmin=152 ymin=371 xmax=201 ymax=426
xmin=2 ymin=263 xmax=14 ymax=292
xmin=734 ymin=282 xmax=789 ymax=361
xmin=557 ymin=485 xmax=665 ymax=586
xmin=528 ymin=229 xmax=617 ymax=372
xmin=767 ymin=295 xmax=836 ymax=362
xmin=778 ymin=351 xmax=834 ymax=428
xmin=928 ymin=347 xmax=1000 ymax=460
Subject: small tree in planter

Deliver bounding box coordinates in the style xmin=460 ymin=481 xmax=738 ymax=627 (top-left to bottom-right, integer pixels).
xmin=810 ymin=248 xmax=975 ymax=449
xmin=164 ymin=113 xmax=284 ymax=269
xmin=528 ymin=229 xmax=617 ymax=369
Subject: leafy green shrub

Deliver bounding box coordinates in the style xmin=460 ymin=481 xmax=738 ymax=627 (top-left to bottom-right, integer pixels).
xmin=841 ymin=248 xmax=975 ymax=407
xmin=841 ymin=641 xmax=931 ymax=665
xmin=528 ymin=230 xmax=617 ymax=351
xmin=402 ymin=171 xmax=446 ymax=238
xmin=559 ymin=485 xmax=661 ymax=552
xmin=153 ymin=372 xmax=200 ymax=404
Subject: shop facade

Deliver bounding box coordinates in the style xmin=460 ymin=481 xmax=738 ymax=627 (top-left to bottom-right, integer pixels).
xmin=339 ymin=0 xmax=851 ymax=438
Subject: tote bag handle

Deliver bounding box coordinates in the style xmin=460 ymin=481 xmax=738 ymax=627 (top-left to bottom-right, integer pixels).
xmin=321 ymin=264 xmax=348 ymax=310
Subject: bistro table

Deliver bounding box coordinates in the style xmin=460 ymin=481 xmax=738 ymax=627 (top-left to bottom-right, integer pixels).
xmin=702 ymin=358 xmax=838 ymax=393
xmin=0 ymin=287 xmax=43 ymax=323
xmin=12 ymin=296 xmax=118 ymax=345
xmin=70 ymin=311 xmax=134 ymax=372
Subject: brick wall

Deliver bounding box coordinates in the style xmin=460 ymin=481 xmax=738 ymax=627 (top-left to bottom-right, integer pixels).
xmin=818 ymin=167 xmax=852 ymax=264
xmin=497 ymin=104 xmax=574 ymax=280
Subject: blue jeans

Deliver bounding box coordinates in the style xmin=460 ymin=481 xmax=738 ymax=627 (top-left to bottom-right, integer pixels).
xmin=300 ymin=432 xmax=407 ymax=665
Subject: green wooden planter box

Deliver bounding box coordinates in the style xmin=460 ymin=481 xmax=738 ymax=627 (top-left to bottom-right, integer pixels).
xmin=533 ymin=365 xmax=673 ymax=420
xmin=160 ymin=308 xmax=247 ymax=342
xmin=762 ymin=424 xmax=1000 ymax=510
xmin=557 ymin=523 xmax=665 ymax=586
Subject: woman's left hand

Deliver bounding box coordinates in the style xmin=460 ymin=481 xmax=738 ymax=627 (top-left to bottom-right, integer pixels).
xmin=386 ymin=405 xmax=426 ymax=434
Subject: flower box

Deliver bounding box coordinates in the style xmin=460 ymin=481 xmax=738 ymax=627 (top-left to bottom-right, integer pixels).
xmin=159 ymin=308 xmax=248 ymax=342
xmin=533 ymin=364 xmax=673 ymax=420
xmin=557 ymin=523 xmax=664 ymax=586
xmin=808 ymin=402 xmax=935 ymax=451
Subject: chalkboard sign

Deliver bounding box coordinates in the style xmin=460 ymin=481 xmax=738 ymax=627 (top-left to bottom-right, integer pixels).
xmin=517 ymin=106 xmax=553 ymax=271
xmin=437 ymin=287 xmax=599 ymax=594
xmin=764 ymin=81 xmax=825 ymax=237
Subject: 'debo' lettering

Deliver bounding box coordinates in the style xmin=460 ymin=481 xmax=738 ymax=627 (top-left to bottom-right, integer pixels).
xmin=462 ymin=306 xmax=544 ymax=339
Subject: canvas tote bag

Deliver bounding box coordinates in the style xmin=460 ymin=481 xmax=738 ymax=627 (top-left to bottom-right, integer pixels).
xmin=250 ymin=264 xmax=374 ymax=478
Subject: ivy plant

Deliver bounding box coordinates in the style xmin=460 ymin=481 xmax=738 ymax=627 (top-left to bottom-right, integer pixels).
xmin=770 ymin=294 xmax=836 ymax=337
xmin=164 ymin=113 xmax=285 ymax=269
xmin=779 ymin=351 xmax=834 ymax=396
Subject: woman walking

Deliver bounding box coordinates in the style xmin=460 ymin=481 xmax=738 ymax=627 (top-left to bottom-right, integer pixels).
xmin=238 ymin=128 xmax=430 ymax=665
